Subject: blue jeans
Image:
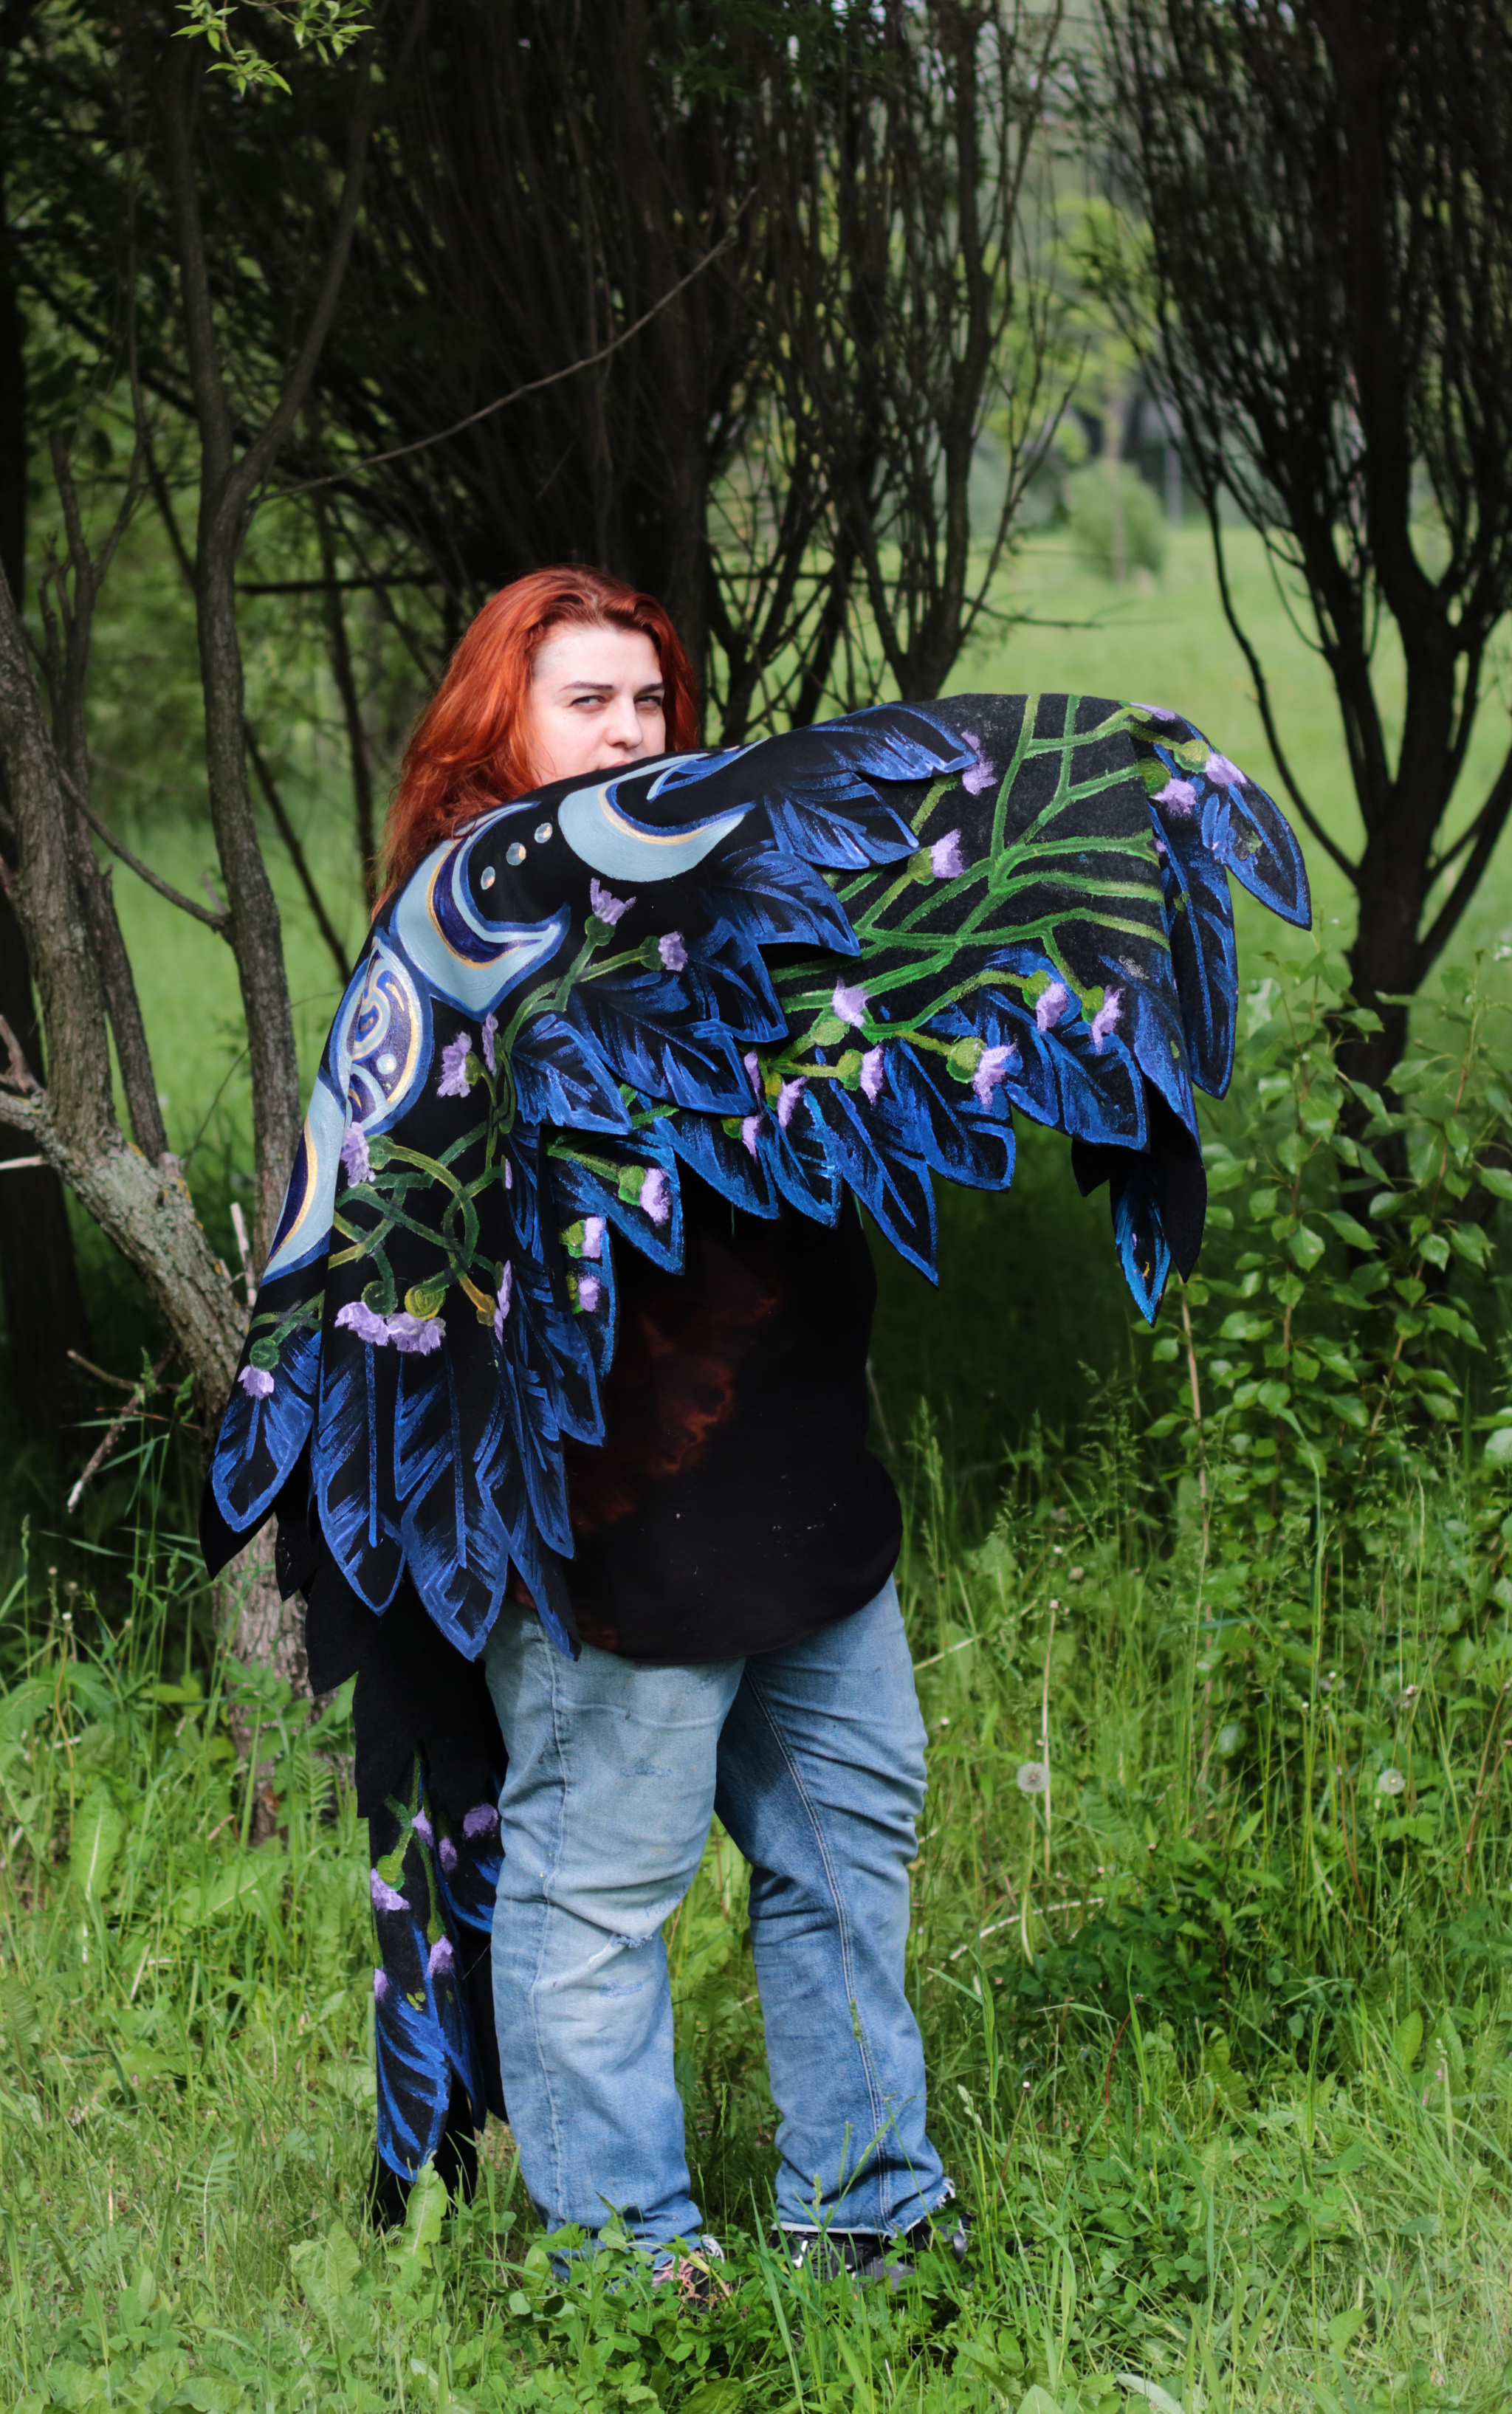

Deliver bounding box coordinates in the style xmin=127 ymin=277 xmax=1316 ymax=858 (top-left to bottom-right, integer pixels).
xmin=481 ymin=1577 xmax=946 ymax=2252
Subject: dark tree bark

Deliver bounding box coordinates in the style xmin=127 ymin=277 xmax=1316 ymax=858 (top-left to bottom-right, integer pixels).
xmin=0 ymin=33 xmax=92 ymax=1454
xmin=1102 ymin=0 xmax=1512 ymax=1098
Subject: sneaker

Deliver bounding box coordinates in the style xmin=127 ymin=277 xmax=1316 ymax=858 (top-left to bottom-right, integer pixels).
xmin=651 ymin=2235 xmax=731 ymax=2309
xmin=780 ymin=2200 xmax=972 ymax=2290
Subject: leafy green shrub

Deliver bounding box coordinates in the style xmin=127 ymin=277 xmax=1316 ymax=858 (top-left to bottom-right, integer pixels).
xmin=1065 ymin=464 xmax=1169 ymax=579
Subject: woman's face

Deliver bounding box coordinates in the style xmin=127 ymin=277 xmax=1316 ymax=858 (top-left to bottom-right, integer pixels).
xmin=527 ymin=624 xmax=667 ymax=784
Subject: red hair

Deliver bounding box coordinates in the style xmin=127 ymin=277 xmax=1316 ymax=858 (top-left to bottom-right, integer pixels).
xmin=378 ymin=566 xmax=698 ymax=899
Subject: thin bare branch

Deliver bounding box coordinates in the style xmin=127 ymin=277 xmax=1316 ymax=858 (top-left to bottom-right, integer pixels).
xmin=61 ymin=768 xmax=231 ymax=935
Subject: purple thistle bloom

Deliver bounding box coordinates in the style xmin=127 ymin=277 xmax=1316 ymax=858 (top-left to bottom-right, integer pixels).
xmin=860 ymin=1046 xmax=886 ymax=1103
xmin=639 ymin=1168 xmax=671 ymax=1227
xmin=1154 ymin=777 xmax=1197 ymax=816
xmin=973 ymin=1044 xmax=1017 ymax=1107
xmin=462 ymin=1803 xmax=500 ymax=1840
xmin=831 ymin=980 xmax=868 ymax=1031
xmin=1204 ymin=752 xmax=1243 ymax=788
xmin=740 ymin=1113 xmax=763 ymax=1156
xmin=340 ymin=1124 xmax=371 ymax=1186
xmin=743 ymin=1050 xmax=763 ymax=1099
xmin=1131 ymin=702 xmax=1180 ymax=723
xmin=370 ymin=1869 xmax=409 ymax=1914
xmin=777 ymin=1077 xmax=807 ymax=1129
xmin=436 ymin=1031 xmax=475 ymax=1098
xmin=590 ymin=878 xmax=634 ymax=926
xmin=960 ymin=729 xmax=996 ymax=796
xmin=1035 ymin=981 xmax=1071 ymax=1034
xmin=1090 ymin=988 xmax=1124 ymax=1050
xmin=374 ymin=1969 xmax=390 ymax=2005
xmin=427 ymin=1936 xmax=455 ymax=1981
xmin=413 ymin=1811 xmax=433 ymax=1847
xmin=582 ymin=1216 xmax=605 ymax=1260
xmin=335 ymin=1299 xmax=391 ymax=1347
xmin=659 ymin=930 xmax=688 ymax=972
xmin=930 ymin=829 xmax=966 ymax=878
xmin=577 ymin=1273 xmax=602 ymax=1313
xmin=494 ymin=1263 xmax=512 ymax=1341
xmin=504 ymin=1158 xmax=514 ymax=1191
xmin=481 ymin=1011 xmax=499 ymax=1075
xmin=387 ymin=1313 xmax=445 ymax=1356
xmin=439 ymin=1836 xmax=458 ymax=1874
xmin=238 ymin=1364 xmax=275 ymax=1400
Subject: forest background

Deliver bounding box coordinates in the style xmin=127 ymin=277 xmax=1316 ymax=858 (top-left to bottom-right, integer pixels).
xmin=7 ymin=2 xmax=1512 ymax=2409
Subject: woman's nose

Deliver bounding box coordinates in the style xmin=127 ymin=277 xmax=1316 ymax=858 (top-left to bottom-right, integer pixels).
xmin=604 ymin=691 xmax=643 ymax=749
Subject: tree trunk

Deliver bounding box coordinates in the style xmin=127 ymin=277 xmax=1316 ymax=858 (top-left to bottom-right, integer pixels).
xmin=0 ymin=128 xmax=92 ymax=1453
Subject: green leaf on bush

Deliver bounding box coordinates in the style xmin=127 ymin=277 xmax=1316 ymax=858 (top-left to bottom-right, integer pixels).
xmin=1450 ymin=1224 xmax=1491 ymax=1267
xmin=1326 ymin=1212 xmax=1377 ymax=1250
xmin=1289 ymin=1225 xmax=1325 ymax=1270
xmin=1479 ymin=1166 xmax=1512 ymax=1200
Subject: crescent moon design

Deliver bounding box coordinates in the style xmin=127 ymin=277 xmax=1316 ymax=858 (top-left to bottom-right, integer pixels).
xmin=557 ymin=762 xmax=752 ymax=882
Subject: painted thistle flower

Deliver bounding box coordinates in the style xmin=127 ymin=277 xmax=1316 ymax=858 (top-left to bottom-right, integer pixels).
xmin=960 ymin=729 xmax=996 ymax=796
xmin=427 ymin=1936 xmax=454 ymax=1980
xmin=481 ymin=1011 xmax=499 ymax=1074
xmin=1034 ymin=981 xmax=1070 ymax=1034
xmin=576 ymin=1274 xmax=602 ymax=1313
xmin=413 ymin=1811 xmax=433 ymax=1846
xmin=335 ymin=1301 xmax=391 ymax=1347
xmin=743 ymin=1049 xmax=763 ymax=1099
xmin=832 ymin=979 xmax=869 ymax=1030
xmin=436 ymin=1031 xmax=475 ymax=1098
xmin=590 ymin=878 xmax=635 ymax=926
xmin=462 ymin=1803 xmax=500 ymax=1840
xmin=639 ymin=1168 xmax=672 ymax=1226
xmin=238 ymin=1365 xmax=275 ymax=1400
xmin=659 ymin=930 xmax=688 ymax=972
xmin=370 ymin=1870 xmax=409 ymax=1913
xmin=973 ymin=1044 xmax=1016 ymax=1107
xmin=340 ymin=1124 xmax=371 ymax=1185
xmin=1089 ymin=988 xmax=1123 ymax=1050
xmin=582 ymin=1217 xmax=605 ymax=1260
xmin=439 ymin=1836 xmax=458 ymax=1874
xmin=1204 ymin=752 xmax=1243 ymax=788
xmin=860 ymin=1046 xmax=886 ymax=1103
xmin=494 ymin=1265 xmax=512 ymax=1341
xmin=385 ymin=1313 xmax=445 ymax=1357
xmin=1154 ymin=777 xmax=1197 ymax=816
xmin=930 ymin=828 xmax=966 ymax=878
xmin=777 ymin=1077 xmax=807 ymax=1129
xmin=740 ymin=1113 xmax=763 ymax=1156
xmin=374 ymin=1969 xmax=390 ymax=2004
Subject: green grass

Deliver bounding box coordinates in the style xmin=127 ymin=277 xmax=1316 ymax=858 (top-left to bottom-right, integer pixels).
xmin=9 ymin=516 xmax=1512 ymax=2408
xmin=6 ymin=1385 xmax=1512 ymax=2410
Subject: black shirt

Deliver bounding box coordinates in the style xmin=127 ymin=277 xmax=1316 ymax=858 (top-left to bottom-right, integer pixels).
xmin=558 ymin=1174 xmax=901 ymax=1662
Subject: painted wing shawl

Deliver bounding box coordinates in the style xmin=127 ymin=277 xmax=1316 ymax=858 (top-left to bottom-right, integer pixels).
xmin=201 ymin=690 xmax=1307 ymax=2200
xmin=204 ymin=692 xmax=1307 ymax=1662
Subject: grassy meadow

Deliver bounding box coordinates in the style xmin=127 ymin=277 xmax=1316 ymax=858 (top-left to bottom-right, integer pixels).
xmin=5 ymin=515 xmax=1512 ymax=2407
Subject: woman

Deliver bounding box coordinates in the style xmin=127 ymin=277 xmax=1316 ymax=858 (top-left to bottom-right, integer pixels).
xmin=394 ymin=566 xmax=955 ymax=2278
xmin=203 ymin=567 xmax=1308 ymax=2277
